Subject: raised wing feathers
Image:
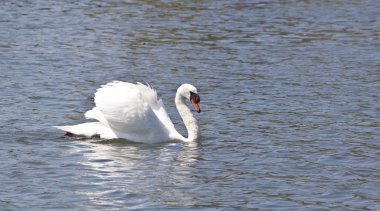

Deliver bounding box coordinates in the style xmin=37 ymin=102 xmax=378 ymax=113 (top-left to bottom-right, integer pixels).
xmin=90 ymin=81 xmax=173 ymax=142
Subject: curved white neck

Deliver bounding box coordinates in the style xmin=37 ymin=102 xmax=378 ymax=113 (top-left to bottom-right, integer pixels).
xmin=175 ymin=92 xmax=199 ymax=142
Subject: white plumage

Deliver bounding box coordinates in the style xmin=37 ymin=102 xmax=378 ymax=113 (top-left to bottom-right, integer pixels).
xmin=54 ymin=81 xmax=201 ymax=143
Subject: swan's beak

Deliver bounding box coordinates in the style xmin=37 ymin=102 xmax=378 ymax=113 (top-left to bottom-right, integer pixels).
xmin=191 ymin=98 xmax=201 ymax=113
xmin=190 ymin=91 xmax=201 ymax=113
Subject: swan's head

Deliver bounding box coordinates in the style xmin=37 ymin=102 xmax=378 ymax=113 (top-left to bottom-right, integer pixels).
xmin=178 ymin=84 xmax=201 ymax=113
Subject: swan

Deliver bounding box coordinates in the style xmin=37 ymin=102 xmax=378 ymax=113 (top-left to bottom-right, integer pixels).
xmin=54 ymin=81 xmax=201 ymax=143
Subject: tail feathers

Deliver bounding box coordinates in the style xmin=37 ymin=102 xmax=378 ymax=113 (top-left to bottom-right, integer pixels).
xmin=53 ymin=125 xmax=74 ymax=134
xmin=53 ymin=122 xmax=116 ymax=139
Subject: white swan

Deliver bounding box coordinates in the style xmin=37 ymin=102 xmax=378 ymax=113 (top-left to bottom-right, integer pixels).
xmin=54 ymin=81 xmax=201 ymax=143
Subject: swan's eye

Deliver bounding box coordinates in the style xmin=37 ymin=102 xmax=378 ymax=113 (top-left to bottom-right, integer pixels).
xmin=190 ymin=91 xmax=200 ymax=103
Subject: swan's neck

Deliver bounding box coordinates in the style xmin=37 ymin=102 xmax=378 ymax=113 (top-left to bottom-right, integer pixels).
xmin=175 ymin=93 xmax=199 ymax=142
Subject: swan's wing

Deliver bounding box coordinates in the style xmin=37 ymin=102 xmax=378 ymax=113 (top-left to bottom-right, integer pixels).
xmin=93 ymin=81 xmax=173 ymax=141
xmin=85 ymin=107 xmax=108 ymax=126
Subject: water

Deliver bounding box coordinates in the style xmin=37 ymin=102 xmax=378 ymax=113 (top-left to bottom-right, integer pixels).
xmin=1 ymin=0 xmax=379 ymax=210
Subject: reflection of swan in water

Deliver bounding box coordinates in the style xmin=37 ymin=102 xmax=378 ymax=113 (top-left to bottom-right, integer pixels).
xmin=54 ymin=81 xmax=201 ymax=143
xmin=71 ymin=140 xmax=200 ymax=207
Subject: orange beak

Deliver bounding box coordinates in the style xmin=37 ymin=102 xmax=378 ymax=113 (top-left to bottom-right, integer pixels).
xmin=191 ymin=98 xmax=201 ymax=113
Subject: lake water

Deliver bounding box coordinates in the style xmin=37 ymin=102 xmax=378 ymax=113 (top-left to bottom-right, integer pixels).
xmin=1 ymin=0 xmax=379 ymax=210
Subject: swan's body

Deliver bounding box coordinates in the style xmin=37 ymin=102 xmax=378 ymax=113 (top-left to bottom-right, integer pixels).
xmin=54 ymin=81 xmax=201 ymax=143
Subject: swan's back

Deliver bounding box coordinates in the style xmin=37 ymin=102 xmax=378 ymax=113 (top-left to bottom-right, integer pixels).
xmin=89 ymin=81 xmax=177 ymax=143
